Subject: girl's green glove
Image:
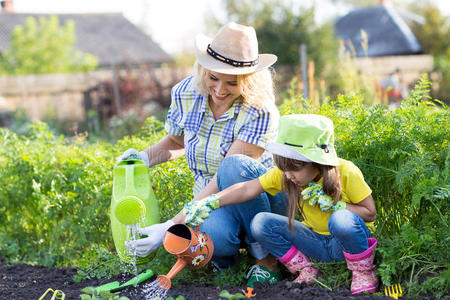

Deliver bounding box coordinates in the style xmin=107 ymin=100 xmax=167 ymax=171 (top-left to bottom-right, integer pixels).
xmin=301 ymin=182 xmax=346 ymax=212
xmin=301 ymin=182 xmax=323 ymax=206
xmin=183 ymin=194 xmax=220 ymax=226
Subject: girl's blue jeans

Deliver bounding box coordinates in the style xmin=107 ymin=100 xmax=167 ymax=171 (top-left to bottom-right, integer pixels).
xmin=199 ymin=154 xmax=286 ymax=269
xmin=251 ymin=210 xmax=372 ymax=262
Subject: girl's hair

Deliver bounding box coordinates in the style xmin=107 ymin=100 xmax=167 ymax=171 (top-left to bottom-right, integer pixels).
xmin=193 ymin=62 xmax=276 ymax=108
xmin=273 ymin=154 xmax=342 ymax=232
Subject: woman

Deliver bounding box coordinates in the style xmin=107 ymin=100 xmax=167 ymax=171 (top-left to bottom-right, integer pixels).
xmin=118 ymin=22 xmax=285 ymax=286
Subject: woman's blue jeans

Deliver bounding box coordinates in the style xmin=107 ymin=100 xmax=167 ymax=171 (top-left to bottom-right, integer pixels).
xmin=251 ymin=210 xmax=372 ymax=262
xmin=199 ymin=154 xmax=286 ymax=269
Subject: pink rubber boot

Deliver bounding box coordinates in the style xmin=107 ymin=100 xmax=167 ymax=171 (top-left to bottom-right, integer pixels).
xmin=278 ymin=245 xmax=319 ymax=284
xmin=343 ymin=238 xmax=379 ymax=294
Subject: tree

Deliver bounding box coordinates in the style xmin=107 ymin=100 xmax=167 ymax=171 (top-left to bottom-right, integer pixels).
xmin=0 ymin=15 xmax=98 ymax=75
xmin=206 ymin=0 xmax=338 ymax=75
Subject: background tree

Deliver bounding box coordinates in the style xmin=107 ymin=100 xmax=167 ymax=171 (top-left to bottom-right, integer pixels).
xmin=206 ymin=0 xmax=338 ymax=75
xmin=409 ymin=4 xmax=450 ymax=102
xmin=0 ymin=15 xmax=98 ymax=75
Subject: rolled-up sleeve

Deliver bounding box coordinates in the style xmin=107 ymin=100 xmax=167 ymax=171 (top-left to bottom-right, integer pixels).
xmin=237 ymin=102 xmax=279 ymax=148
xmin=164 ymin=82 xmax=186 ymax=136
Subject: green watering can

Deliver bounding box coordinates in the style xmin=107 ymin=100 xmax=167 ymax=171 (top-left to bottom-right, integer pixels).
xmin=111 ymin=158 xmax=160 ymax=264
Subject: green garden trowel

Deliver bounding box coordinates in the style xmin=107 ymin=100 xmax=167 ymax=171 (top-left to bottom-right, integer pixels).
xmin=95 ymin=269 xmax=155 ymax=293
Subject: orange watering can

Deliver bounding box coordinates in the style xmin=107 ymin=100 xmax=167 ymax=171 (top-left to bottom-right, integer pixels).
xmin=157 ymin=224 xmax=214 ymax=289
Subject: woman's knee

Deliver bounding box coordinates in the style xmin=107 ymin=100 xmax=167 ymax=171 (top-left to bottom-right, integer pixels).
xmin=217 ymin=154 xmax=266 ymax=189
xmin=201 ymin=219 xmax=241 ymax=257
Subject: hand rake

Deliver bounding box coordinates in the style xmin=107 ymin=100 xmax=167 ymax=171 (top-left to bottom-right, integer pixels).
xmin=385 ymin=284 xmax=403 ymax=299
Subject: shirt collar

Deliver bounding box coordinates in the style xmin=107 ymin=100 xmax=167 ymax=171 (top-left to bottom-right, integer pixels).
xmin=203 ymin=96 xmax=243 ymax=121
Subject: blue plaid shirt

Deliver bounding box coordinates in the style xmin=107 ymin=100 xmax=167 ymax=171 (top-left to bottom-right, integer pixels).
xmin=165 ymin=76 xmax=279 ymax=195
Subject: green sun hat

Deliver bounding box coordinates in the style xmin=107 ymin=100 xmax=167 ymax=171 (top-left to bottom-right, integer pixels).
xmin=266 ymin=114 xmax=339 ymax=166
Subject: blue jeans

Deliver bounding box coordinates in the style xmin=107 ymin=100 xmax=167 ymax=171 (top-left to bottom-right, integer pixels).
xmin=200 ymin=155 xmax=286 ymax=269
xmin=251 ymin=209 xmax=372 ymax=262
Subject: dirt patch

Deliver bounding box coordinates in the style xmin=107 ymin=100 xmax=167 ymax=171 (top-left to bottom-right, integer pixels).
xmin=0 ymin=261 xmax=435 ymax=300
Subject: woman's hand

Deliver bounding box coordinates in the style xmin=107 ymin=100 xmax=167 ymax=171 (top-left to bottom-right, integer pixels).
xmin=125 ymin=220 xmax=174 ymax=257
xmin=116 ymin=148 xmax=150 ymax=168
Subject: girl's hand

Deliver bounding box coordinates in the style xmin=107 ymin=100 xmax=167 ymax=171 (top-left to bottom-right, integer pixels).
xmin=183 ymin=195 xmax=220 ymax=226
xmin=318 ymin=195 xmax=335 ymax=212
xmin=301 ymin=183 xmax=322 ymax=205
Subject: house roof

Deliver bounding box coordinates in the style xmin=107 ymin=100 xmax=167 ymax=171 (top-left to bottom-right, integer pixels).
xmin=0 ymin=13 xmax=173 ymax=67
xmin=335 ymin=4 xmax=422 ymax=57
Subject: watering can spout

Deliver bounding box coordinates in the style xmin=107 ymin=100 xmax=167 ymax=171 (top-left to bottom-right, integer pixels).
xmin=156 ymin=258 xmax=187 ymax=290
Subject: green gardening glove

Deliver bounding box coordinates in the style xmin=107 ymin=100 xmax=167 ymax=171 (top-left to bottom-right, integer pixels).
xmin=317 ymin=194 xmax=335 ymax=212
xmin=301 ymin=182 xmax=323 ymax=206
xmin=333 ymin=201 xmax=347 ymax=211
xmin=183 ymin=194 xmax=220 ymax=226
xmin=302 ymin=182 xmax=346 ymax=212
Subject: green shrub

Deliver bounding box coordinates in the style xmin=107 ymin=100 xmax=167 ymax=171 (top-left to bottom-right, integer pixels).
xmin=0 ymin=117 xmax=192 ymax=267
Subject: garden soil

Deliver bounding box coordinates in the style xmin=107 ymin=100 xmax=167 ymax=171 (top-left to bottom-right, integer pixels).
xmin=0 ymin=260 xmax=437 ymax=300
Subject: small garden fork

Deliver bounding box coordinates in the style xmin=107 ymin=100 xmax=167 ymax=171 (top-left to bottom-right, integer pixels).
xmin=385 ymin=284 xmax=403 ymax=299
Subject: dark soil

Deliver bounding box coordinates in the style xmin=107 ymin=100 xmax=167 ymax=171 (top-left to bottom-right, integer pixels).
xmin=0 ymin=260 xmax=437 ymax=300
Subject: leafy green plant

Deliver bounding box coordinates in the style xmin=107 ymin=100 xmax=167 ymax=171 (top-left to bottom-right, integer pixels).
xmin=73 ymin=246 xmax=126 ymax=282
xmin=219 ymin=290 xmax=246 ymax=299
xmin=80 ymin=287 xmax=129 ymax=300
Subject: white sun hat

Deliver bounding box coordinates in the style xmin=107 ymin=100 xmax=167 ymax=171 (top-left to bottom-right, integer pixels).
xmin=194 ymin=22 xmax=277 ymax=75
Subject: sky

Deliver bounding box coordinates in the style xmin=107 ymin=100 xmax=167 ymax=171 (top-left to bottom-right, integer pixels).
xmin=11 ymin=0 xmax=450 ymax=55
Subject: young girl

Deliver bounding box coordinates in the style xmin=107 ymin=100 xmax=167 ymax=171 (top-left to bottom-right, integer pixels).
xmin=183 ymin=114 xmax=378 ymax=294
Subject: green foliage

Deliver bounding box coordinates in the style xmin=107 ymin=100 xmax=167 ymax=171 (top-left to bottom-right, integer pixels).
xmin=167 ymin=297 xmax=186 ymax=300
xmin=73 ymin=245 xmax=126 ymax=282
xmin=409 ymin=4 xmax=450 ymax=103
xmin=80 ymin=286 xmax=129 ymax=300
xmin=0 ymin=116 xmax=192 ymax=268
xmin=0 ymin=15 xmax=97 ymax=75
xmin=377 ymin=223 xmax=449 ymax=298
xmin=313 ymin=261 xmax=349 ymax=290
xmin=219 ymin=290 xmax=246 ymax=299
xmin=0 ymin=121 xmax=114 ymax=266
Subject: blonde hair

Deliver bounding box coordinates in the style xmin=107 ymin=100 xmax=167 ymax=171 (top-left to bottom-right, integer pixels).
xmin=273 ymin=155 xmax=342 ymax=232
xmin=193 ymin=61 xmax=275 ymax=108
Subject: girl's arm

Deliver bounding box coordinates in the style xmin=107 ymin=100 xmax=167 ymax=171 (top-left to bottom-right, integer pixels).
xmin=216 ymin=178 xmax=264 ymax=207
xmin=172 ymin=178 xmax=264 ymax=224
xmin=345 ymin=195 xmax=377 ymax=222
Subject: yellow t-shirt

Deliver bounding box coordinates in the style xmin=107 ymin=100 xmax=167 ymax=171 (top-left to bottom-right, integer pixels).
xmin=259 ymin=158 xmax=374 ymax=235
